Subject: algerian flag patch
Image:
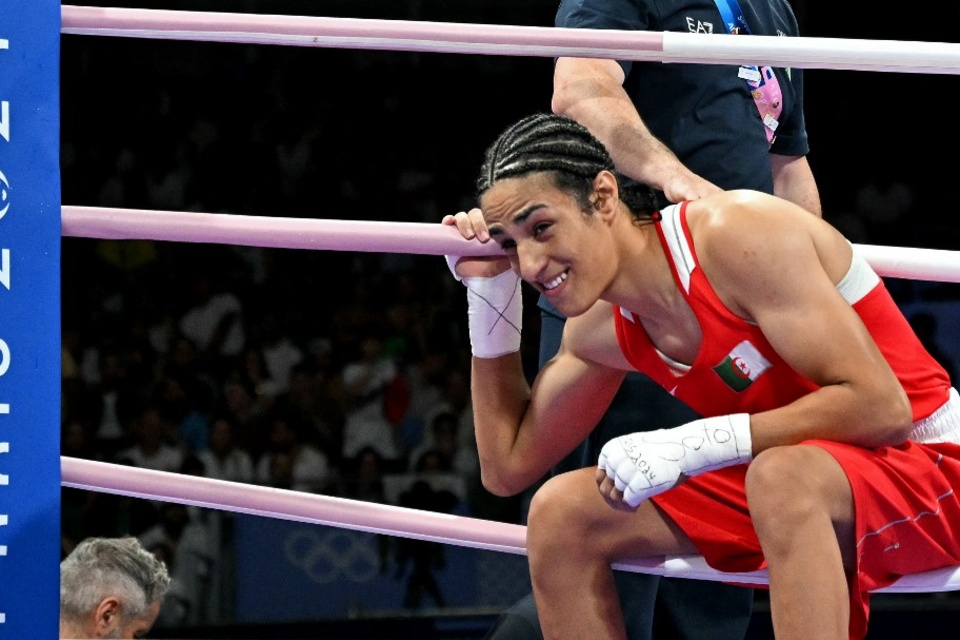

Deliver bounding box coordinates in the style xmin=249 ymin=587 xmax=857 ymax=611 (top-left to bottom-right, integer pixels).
xmin=712 ymin=340 xmax=772 ymax=392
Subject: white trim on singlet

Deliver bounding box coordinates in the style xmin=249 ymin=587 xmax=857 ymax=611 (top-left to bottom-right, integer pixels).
xmin=659 ymin=204 xmax=696 ymax=294
xmin=655 ymin=348 xmax=692 ymax=375
xmin=660 ymin=207 xmax=878 ymax=306
xmin=836 ymin=242 xmax=881 ymax=305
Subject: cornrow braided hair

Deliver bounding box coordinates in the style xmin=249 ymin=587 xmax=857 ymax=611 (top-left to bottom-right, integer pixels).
xmin=476 ymin=113 xmax=661 ymax=221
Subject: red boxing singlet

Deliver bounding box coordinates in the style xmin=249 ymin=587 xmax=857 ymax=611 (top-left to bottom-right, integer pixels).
xmin=613 ymin=201 xmax=950 ymax=421
xmin=611 ymin=202 xmax=960 ymax=639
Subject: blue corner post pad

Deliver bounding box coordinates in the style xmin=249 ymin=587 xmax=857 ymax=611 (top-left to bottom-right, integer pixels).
xmin=0 ymin=1 xmax=62 ymax=638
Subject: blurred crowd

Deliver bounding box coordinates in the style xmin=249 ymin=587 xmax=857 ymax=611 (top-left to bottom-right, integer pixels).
xmin=58 ymin=231 xmax=528 ymax=625
xmin=57 ymin=28 xmax=550 ymax=628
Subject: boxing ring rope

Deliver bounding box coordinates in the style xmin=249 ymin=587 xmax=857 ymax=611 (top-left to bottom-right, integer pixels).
xmin=60 ymin=457 xmax=960 ymax=593
xmin=60 ymin=5 xmax=960 ymax=74
xmin=56 ymin=6 xmax=960 ymax=595
xmin=62 ymin=206 xmax=960 ymax=283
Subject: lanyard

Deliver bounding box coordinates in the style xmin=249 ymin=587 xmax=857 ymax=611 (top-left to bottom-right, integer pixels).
xmin=713 ymin=0 xmax=752 ymax=35
xmin=711 ymin=0 xmax=782 ymax=144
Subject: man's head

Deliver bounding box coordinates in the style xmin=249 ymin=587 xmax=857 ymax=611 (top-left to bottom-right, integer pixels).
xmin=60 ymin=536 xmax=170 ymax=639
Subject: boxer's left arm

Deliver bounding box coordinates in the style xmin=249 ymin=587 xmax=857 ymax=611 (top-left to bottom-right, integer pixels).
xmin=597 ymin=191 xmax=913 ymax=510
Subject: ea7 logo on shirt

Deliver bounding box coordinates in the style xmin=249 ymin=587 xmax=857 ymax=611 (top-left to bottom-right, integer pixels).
xmin=712 ymin=340 xmax=772 ymax=392
xmin=686 ymin=17 xmax=714 ymax=34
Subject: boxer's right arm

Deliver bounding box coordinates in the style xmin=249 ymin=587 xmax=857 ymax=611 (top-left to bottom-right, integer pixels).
xmin=443 ymin=212 xmax=627 ymax=495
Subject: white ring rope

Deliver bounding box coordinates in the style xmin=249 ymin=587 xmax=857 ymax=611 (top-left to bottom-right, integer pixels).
xmin=62 ymin=206 xmax=960 ymax=284
xmin=61 ymin=5 xmax=960 ymax=75
xmin=60 ymin=456 xmax=960 ymax=593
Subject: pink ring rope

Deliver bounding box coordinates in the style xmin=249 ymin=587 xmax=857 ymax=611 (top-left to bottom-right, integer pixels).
xmin=62 ymin=206 xmax=960 ymax=283
xmin=60 ymin=457 xmax=960 ymax=592
xmin=61 ymin=5 xmax=960 ymax=74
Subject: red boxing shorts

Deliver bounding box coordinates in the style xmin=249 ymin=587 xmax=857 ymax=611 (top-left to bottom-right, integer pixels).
xmin=652 ymin=438 xmax=960 ymax=639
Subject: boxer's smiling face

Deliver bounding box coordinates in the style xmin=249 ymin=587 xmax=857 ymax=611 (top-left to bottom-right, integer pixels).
xmin=481 ymin=171 xmax=619 ymax=318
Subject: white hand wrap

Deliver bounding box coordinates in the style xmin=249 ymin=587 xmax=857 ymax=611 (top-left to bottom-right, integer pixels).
xmin=597 ymin=414 xmax=752 ymax=508
xmin=446 ymin=256 xmax=523 ymax=359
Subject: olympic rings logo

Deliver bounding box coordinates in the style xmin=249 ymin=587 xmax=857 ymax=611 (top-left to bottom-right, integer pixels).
xmin=284 ymin=528 xmax=381 ymax=584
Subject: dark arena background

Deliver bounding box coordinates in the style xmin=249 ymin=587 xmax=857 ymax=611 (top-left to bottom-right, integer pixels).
xmin=58 ymin=1 xmax=960 ymax=638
